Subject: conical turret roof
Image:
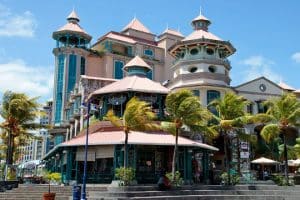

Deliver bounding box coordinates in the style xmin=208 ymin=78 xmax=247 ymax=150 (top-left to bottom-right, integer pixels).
xmin=122 ymin=17 xmax=152 ymax=34
xmin=67 ymin=10 xmax=80 ymax=22
xmin=53 ymin=10 xmax=91 ymax=41
xmin=123 ymin=55 xmax=152 ymax=71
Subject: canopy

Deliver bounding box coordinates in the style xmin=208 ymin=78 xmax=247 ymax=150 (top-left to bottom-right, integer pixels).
xmin=18 ymin=160 xmax=41 ymax=169
xmin=251 ymin=157 xmax=279 ymax=165
xmin=288 ymin=159 xmax=300 ymax=166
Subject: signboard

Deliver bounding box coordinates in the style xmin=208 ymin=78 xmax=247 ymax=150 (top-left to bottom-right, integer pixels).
xmin=240 ymin=142 xmax=248 ymax=150
xmin=240 ymin=152 xmax=250 ymax=159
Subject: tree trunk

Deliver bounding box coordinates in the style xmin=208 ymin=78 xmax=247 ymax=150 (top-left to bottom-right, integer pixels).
xmin=283 ymin=134 xmax=289 ymax=184
xmin=124 ymin=131 xmax=128 ymax=168
xmin=172 ymin=127 xmax=179 ymax=182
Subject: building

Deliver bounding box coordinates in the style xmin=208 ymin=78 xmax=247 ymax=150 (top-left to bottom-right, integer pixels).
xmin=44 ymin=10 xmax=300 ymax=184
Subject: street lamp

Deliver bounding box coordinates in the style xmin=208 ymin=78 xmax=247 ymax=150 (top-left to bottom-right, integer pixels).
xmin=80 ymin=102 xmax=90 ymax=200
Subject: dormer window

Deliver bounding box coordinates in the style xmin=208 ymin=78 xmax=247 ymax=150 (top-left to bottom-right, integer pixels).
xmin=144 ymin=49 xmax=153 ymax=57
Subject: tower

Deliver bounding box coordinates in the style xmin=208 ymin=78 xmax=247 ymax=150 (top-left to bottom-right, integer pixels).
xmin=168 ymin=12 xmax=236 ymax=106
xmin=51 ymin=10 xmax=91 ymax=137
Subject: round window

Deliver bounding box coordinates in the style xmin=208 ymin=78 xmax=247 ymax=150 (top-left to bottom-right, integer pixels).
xmin=189 ymin=67 xmax=198 ymax=73
xmin=208 ymin=66 xmax=216 ymax=73
xmin=190 ymin=48 xmax=199 ymax=55
xmin=206 ymin=48 xmax=214 ymax=55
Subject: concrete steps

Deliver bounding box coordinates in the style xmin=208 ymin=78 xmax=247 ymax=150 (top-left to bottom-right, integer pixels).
xmin=0 ymin=184 xmax=108 ymax=200
xmin=1 ymin=184 xmax=299 ymax=200
xmin=88 ymin=185 xmax=300 ymax=200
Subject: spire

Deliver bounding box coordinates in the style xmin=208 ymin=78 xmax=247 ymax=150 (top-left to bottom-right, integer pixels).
xmin=191 ymin=9 xmax=211 ymax=31
xmin=67 ymin=9 xmax=80 ymax=23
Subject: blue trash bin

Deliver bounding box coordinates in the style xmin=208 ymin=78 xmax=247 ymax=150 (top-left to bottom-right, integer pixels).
xmin=72 ymin=185 xmax=81 ymax=200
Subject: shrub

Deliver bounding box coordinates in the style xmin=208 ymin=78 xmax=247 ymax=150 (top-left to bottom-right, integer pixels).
xmin=166 ymin=171 xmax=183 ymax=187
xmin=221 ymin=172 xmax=240 ymax=185
xmin=272 ymin=175 xmax=292 ymax=186
xmin=115 ymin=167 xmax=135 ymax=186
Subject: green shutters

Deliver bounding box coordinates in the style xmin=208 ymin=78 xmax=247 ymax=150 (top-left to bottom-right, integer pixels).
xmin=114 ymin=60 xmax=124 ymax=79
xmin=80 ymin=57 xmax=85 ymax=75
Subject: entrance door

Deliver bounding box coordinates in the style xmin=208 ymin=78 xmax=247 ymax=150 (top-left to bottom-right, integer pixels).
xmin=136 ymin=147 xmax=156 ymax=183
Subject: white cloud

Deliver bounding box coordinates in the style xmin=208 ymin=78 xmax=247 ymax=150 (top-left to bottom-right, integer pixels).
xmin=0 ymin=59 xmax=53 ymax=100
xmin=240 ymin=55 xmax=281 ymax=83
xmin=291 ymin=52 xmax=300 ymax=63
xmin=0 ymin=3 xmax=37 ymax=37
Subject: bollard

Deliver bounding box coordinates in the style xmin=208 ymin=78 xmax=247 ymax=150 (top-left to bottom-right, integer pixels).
xmin=72 ymin=185 xmax=81 ymax=200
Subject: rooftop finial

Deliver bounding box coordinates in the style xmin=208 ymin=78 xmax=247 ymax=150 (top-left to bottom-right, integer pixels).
xmin=200 ymin=6 xmax=202 ymax=16
xmin=166 ymin=23 xmax=169 ymax=30
xmin=134 ymin=13 xmax=136 ymax=20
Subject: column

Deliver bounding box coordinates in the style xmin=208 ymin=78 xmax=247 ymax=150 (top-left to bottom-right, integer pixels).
xmin=65 ymin=149 xmax=73 ymax=183
xmin=202 ymin=150 xmax=209 ymax=184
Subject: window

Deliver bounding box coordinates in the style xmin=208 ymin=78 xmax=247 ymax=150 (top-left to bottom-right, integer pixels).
xmin=192 ymin=90 xmax=200 ymax=97
xmin=68 ymin=54 xmax=77 ymax=93
xmin=208 ymin=65 xmax=216 ymax=73
xmin=189 ymin=67 xmax=198 ymax=73
xmin=190 ymin=48 xmax=199 ymax=55
xmin=114 ymin=60 xmax=124 ymax=79
xmin=247 ymin=103 xmax=253 ymax=114
xmin=180 ymin=52 xmax=185 ymax=58
xmin=144 ymin=49 xmax=153 ymax=57
xmin=206 ymin=48 xmax=214 ymax=55
xmin=80 ymin=57 xmax=85 ymax=75
xmin=55 ymin=54 xmax=65 ymax=124
xmin=207 ymin=90 xmax=220 ymax=115
xmin=146 ymin=70 xmax=153 ymax=80
xmin=257 ymin=101 xmax=268 ymax=113
xmin=207 ymin=90 xmax=220 ymax=104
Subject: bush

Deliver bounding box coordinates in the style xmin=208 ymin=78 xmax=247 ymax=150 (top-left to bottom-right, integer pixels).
xmin=221 ymin=172 xmax=240 ymax=185
xmin=166 ymin=171 xmax=183 ymax=187
xmin=272 ymin=175 xmax=292 ymax=186
xmin=115 ymin=167 xmax=135 ymax=186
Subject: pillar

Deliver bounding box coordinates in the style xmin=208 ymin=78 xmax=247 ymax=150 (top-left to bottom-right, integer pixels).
xmin=202 ymin=150 xmax=209 ymax=184
xmin=65 ymin=149 xmax=73 ymax=183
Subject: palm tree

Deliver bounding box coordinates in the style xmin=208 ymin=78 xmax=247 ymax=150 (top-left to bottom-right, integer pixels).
xmin=164 ymin=89 xmax=215 ymax=181
xmin=209 ymin=92 xmax=254 ymax=184
xmin=0 ymin=91 xmax=40 ymax=178
xmin=259 ymin=93 xmax=300 ymax=183
xmin=106 ymin=96 xmax=159 ymax=168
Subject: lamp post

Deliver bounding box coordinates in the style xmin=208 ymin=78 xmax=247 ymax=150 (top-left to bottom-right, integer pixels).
xmin=81 ymin=102 xmax=90 ymax=200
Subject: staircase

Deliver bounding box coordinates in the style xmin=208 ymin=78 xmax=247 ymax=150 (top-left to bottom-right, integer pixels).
xmin=1 ymin=184 xmax=300 ymax=200
xmin=88 ymin=185 xmax=300 ymax=200
xmin=0 ymin=184 xmax=108 ymax=200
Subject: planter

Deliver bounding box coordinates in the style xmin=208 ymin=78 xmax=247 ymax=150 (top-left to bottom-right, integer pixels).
xmin=43 ymin=193 xmax=56 ymax=200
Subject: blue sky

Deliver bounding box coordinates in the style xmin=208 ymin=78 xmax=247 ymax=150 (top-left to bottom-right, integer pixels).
xmin=0 ymin=0 xmax=300 ymax=103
